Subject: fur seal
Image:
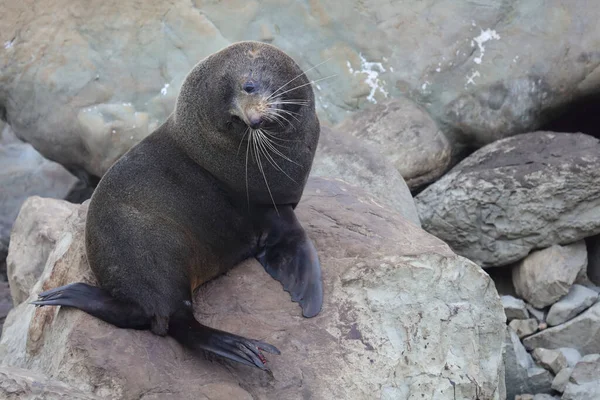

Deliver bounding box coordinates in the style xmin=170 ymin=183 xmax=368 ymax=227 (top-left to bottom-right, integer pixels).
xmin=32 ymin=41 xmax=323 ymax=370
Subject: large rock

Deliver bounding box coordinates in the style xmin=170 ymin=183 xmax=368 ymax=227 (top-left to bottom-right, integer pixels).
xmin=523 ymin=302 xmax=600 ymax=356
xmin=512 ymin=242 xmax=588 ymax=308
xmin=333 ymin=98 xmax=450 ymax=189
xmin=562 ymin=354 xmax=600 ymax=400
xmin=416 ymin=132 xmax=600 ymax=268
xmin=6 ymin=197 xmax=79 ymax=306
xmin=0 ymin=127 xmax=77 ymax=267
xmin=546 ymin=284 xmax=599 ymax=326
xmin=2 ymin=1 xmax=600 ymax=177
xmin=503 ymin=327 xmax=554 ymax=400
xmin=0 ymin=178 xmax=506 ymax=399
xmin=311 ymin=125 xmax=420 ymax=226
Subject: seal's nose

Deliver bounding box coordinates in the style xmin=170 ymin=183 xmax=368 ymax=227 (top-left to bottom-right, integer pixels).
xmin=249 ymin=116 xmax=262 ymax=129
xmin=246 ymin=109 xmax=263 ymax=129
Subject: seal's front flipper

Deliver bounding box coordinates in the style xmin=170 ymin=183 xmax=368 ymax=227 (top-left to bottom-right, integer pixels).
xmin=256 ymin=207 xmax=323 ymax=318
xmin=31 ymin=282 xmax=150 ymax=330
xmin=168 ymin=308 xmax=280 ymax=370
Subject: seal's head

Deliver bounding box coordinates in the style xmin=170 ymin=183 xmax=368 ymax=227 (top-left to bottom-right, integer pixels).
xmin=172 ymin=41 xmax=320 ymax=206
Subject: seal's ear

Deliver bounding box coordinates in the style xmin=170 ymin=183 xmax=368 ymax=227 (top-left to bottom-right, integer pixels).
xmin=256 ymin=206 xmax=323 ymax=318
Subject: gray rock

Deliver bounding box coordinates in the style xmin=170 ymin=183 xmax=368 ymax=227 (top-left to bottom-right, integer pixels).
xmin=533 ymin=395 xmax=560 ymax=400
xmin=311 ymin=125 xmax=420 ymax=226
xmin=6 ymin=197 xmax=78 ymax=306
xmin=509 ymin=318 xmax=539 ymax=339
xmin=0 ymin=178 xmax=506 ymax=399
xmin=0 ymin=365 xmax=100 ymax=399
xmin=504 ymin=327 xmax=554 ymax=400
xmin=415 ymin=132 xmax=600 ymax=268
xmin=502 ymin=295 xmax=530 ymax=321
xmin=527 ymin=305 xmax=547 ymax=323
xmin=587 ymin=235 xmax=600 ymax=286
xmin=562 ymin=354 xmax=600 ymax=400
xmin=0 ymin=127 xmax=77 ymax=270
xmin=551 ymin=367 xmax=573 ymax=393
xmin=532 ymin=348 xmax=568 ymax=374
xmin=558 ymin=348 xmax=584 ymax=368
xmin=523 ymin=302 xmax=600 ymax=355
xmin=547 ymin=284 xmax=599 ymax=326
xmin=334 ymin=98 xmax=451 ymax=189
xmin=3 ymin=1 xmax=600 ymax=179
xmin=512 ymin=241 xmax=588 ymax=309
xmin=0 ymin=281 xmax=11 ymax=335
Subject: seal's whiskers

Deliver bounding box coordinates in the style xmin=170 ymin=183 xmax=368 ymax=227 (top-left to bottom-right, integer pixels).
xmin=267 ymin=58 xmax=332 ymax=100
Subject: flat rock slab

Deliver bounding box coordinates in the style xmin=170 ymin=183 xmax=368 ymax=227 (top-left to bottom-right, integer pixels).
xmin=0 ymin=178 xmax=506 ymax=400
xmin=523 ymin=302 xmax=600 ymax=356
xmin=547 ymin=284 xmax=598 ymax=326
xmin=416 ymin=132 xmax=600 ymax=268
xmin=502 ymin=295 xmax=529 ymax=321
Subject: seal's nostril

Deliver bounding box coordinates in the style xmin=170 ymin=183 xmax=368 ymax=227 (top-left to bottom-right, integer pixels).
xmin=243 ymin=81 xmax=256 ymax=93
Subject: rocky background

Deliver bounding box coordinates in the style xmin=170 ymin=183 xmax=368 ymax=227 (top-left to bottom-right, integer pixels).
xmin=1 ymin=1 xmax=600 ymax=399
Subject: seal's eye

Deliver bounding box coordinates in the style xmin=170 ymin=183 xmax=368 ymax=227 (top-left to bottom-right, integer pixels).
xmin=231 ymin=115 xmax=243 ymax=124
xmin=243 ymin=81 xmax=256 ymax=93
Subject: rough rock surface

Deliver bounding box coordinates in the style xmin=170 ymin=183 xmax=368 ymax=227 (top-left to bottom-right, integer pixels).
xmin=513 ymin=241 xmax=588 ymax=308
xmin=416 ymin=132 xmax=600 ymax=268
xmin=2 ymin=1 xmax=600 ymax=177
xmin=523 ymin=302 xmax=600 ymax=355
xmin=6 ymin=197 xmax=79 ymax=306
xmin=559 ymin=348 xmax=584 ymax=368
xmin=0 ymin=126 xmax=77 ymax=268
xmin=587 ymin=235 xmax=600 ymax=286
xmin=532 ymin=348 xmax=568 ymax=375
xmin=503 ymin=327 xmax=554 ymax=400
xmin=311 ymin=125 xmax=420 ymax=226
xmin=552 ymin=367 xmax=573 ymax=393
xmin=334 ymin=98 xmax=450 ymax=189
xmin=546 ymin=284 xmax=599 ymax=326
xmin=0 ymin=365 xmax=100 ymax=399
xmin=562 ymin=354 xmax=600 ymax=400
xmin=0 ymin=281 xmax=11 ymax=334
xmin=509 ymin=318 xmax=539 ymax=339
xmin=0 ymin=178 xmax=506 ymax=399
xmin=502 ymin=295 xmax=529 ymax=321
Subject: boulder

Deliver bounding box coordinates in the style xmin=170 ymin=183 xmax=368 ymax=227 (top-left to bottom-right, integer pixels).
xmin=0 ymin=178 xmax=506 ymax=399
xmin=502 ymin=295 xmax=529 ymax=321
xmin=546 ymin=284 xmax=599 ymax=326
xmin=311 ymin=125 xmax=420 ymax=226
xmin=416 ymin=132 xmax=600 ymax=268
xmin=503 ymin=327 xmax=554 ymax=400
xmin=562 ymin=354 xmax=600 ymax=400
xmin=558 ymin=348 xmax=584 ymax=368
xmin=6 ymin=197 xmax=79 ymax=306
xmin=512 ymin=242 xmax=588 ymax=309
xmin=551 ymin=367 xmax=572 ymax=393
xmin=531 ymin=348 xmax=568 ymax=375
xmin=509 ymin=318 xmax=539 ymax=339
xmin=0 ymin=126 xmax=77 ymax=268
xmin=523 ymin=302 xmax=600 ymax=355
xmin=333 ymin=98 xmax=450 ymax=189
xmin=3 ymin=1 xmax=600 ymax=177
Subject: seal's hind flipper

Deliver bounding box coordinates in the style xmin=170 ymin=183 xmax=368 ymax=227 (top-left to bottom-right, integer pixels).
xmin=168 ymin=308 xmax=280 ymax=370
xmin=31 ymin=282 xmax=150 ymax=330
xmin=257 ymin=207 xmax=323 ymax=318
